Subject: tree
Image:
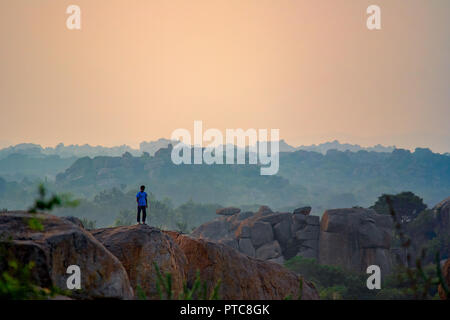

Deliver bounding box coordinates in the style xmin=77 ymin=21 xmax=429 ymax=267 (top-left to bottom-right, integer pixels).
xmin=371 ymin=191 xmax=427 ymax=224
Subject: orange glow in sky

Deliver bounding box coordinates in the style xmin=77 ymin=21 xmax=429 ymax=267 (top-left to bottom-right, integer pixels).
xmin=0 ymin=0 xmax=449 ymax=152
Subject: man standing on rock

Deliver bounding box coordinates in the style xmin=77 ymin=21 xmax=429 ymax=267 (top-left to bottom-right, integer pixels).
xmin=136 ymin=185 xmax=148 ymax=225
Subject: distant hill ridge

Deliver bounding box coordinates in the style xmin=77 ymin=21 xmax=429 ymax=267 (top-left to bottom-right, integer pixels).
xmin=0 ymin=138 xmax=175 ymax=159
xmin=0 ymin=139 xmax=406 ymax=159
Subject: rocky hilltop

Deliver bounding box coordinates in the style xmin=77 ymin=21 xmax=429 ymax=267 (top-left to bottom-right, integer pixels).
xmin=192 ymin=205 xmax=395 ymax=275
xmin=0 ymin=211 xmax=318 ymax=300
xmin=0 ymin=212 xmax=133 ymax=299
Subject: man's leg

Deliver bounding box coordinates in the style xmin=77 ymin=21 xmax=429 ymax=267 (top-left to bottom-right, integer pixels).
xmin=142 ymin=207 xmax=147 ymax=224
xmin=137 ymin=206 xmax=141 ymax=223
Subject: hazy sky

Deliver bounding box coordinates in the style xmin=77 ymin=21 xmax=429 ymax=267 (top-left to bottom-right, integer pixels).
xmin=0 ymin=0 xmax=449 ymax=152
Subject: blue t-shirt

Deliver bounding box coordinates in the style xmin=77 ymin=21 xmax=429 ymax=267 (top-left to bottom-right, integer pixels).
xmin=136 ymin=191 xmax=147 ymax=206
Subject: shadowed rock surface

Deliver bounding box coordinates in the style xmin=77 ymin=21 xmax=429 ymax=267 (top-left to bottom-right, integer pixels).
xmin=192 ymin=205 xmax=400 ymax=276
xmin=319 ymin=208 xmax=393 ymax=274
xmin=0 ymin=211 xmax=133 ymax=299
xmin=293 ymin=207 xmax=311 ymax=215
xmin=165 ymin=231 xmax=319 ymax=300
xmin=192 ymin=206 xmax=321 ymax=263
xmin=91 ymin=225 xmax=186 ymax=299
xmin=216 ymin=207 xmax=241 ymax=216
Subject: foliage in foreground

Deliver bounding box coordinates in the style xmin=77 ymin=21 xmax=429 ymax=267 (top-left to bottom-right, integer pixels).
xmin=284 ymin=256 xmax=375 ymax=300
xmin=283 ymin=193 xmax=449 ymax=300
xmin=152 ymin=262 xmax=221 ymax=300
xmin=284 ymin=256 xmax=444 ymax=300
xmin=0 ymin=259 xmax=48 ymax=300
xmin=0 ymin=185 xmax=76 ymax=299
xmin=0 ymin=242 xmax=68 ymax=300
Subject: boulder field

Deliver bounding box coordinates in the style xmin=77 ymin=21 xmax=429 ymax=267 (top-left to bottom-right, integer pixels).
xmin=0 ymin=211 xmax=318 ymax=300
xmin=192 ymin=206 xmax=320 ymax=265
xmin=193 ymin=205 xmax=396 ymax=275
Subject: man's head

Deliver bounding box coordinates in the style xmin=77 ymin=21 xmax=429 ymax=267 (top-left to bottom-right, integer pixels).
xmin=140 ymin=185 xmax=145 ymax=191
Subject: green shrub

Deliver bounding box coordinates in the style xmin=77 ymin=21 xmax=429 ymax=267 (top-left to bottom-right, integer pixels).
xmin=0 ymin=185 xmax=76 ymax=299
xmin=154 ymin=262 xmax=221 ymax=300
xmin=284 ymin=256 xmax=375 ymax=300
xmin=319 ymin=285 xmax=347 ymax=300
xmin=0 ymin=257 xmax=62 ymax=300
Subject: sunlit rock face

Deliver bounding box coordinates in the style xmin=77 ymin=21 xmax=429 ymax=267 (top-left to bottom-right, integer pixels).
xmin=165 ymin=231 xmax=319 ymax=300
xmin=91 ymin=225 xmax=187 ymax=299
xmin=0 ymin=211 xmax=134 ymax=299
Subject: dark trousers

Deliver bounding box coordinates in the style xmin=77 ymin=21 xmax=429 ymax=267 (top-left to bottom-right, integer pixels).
xmin=137 ymin=206 xmax=147 ymax=223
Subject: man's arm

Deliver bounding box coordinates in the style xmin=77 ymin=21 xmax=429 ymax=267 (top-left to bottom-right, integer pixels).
xmin=145 ymin=194 xmax=148 ymax=208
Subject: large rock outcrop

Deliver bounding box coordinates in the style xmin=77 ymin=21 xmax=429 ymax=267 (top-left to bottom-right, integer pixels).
xmin=192 ymin=205 xmax=398 ymax=276
xmin=91 ymin=225 xmax=187 ymax=299
xmin=165 ymin=231 xmax=319 ymax=300
xmin=319 ymin=208 xmax=393 ymax=274
xmin=1 ymin=211 xmax=319 ymax=300
xmin=192 ymin=206 xmax=319 ymax=263
xmin=0 ymin=211 xmax=133 ymax=299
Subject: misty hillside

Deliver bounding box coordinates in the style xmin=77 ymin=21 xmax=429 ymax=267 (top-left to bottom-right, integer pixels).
xmin=55 ymin=147 xmax=303 ymax=209
xmin=52 ymin=146 xmax=450 ymax=213
xmin=0 ymin=153 xmax=76 ymax=181
xmin=0 ymin=138 xmax=176 ymax=160
xmin=0 ymin=139 xmax=401 ymax=183
xmin=0 ymin=142 xmax=448 ymax=214
xmin=278 ymin=148 xmax=450 ymax=209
